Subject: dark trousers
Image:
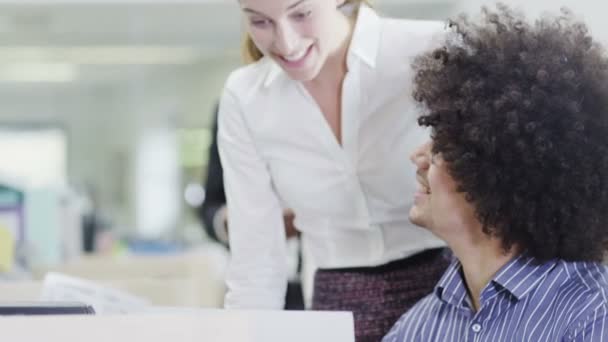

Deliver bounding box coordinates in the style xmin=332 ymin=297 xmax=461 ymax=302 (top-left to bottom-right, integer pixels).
xmin=285 ymin=281 xmax=305 ymax=310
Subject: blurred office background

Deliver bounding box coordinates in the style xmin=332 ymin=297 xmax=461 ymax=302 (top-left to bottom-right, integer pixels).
xmin=0 ymin=0 xmax=603 ymax=308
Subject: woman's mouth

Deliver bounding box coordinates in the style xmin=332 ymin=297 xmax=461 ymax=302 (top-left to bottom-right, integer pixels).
xmin=277 ymin=45 xmax=313 ymax=68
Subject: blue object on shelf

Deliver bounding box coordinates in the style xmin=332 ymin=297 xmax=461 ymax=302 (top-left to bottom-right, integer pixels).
xmin=0 ymin=185 xmax=25 ymax=244
xmin=127 ymin=239 xmax=183 ymax=255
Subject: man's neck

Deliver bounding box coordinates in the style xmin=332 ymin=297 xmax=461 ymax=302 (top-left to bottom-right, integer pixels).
xmin=449 ymin=232 xmax=518 ymax=312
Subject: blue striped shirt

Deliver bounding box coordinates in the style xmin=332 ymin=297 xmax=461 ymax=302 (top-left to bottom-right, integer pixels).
xmin=383 ymin=255 xmax=608 ymax=341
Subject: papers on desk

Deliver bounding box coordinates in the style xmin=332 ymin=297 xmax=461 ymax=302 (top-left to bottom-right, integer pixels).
xmin=1 ymin=272 xmax=357 ymax=342
xmin=40 ymin=272 xmax=150 ymax=314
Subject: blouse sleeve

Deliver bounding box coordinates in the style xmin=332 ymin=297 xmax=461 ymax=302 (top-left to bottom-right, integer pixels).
xmin=217 ymin=86 xmax=288 ymax=310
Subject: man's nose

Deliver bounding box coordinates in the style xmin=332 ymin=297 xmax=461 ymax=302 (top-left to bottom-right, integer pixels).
xmin=410 ymin=141 xmax=432 ymax=169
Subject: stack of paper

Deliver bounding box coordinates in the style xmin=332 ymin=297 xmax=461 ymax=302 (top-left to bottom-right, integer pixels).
xmin=40 ymin=272 xmax=150 ymax=314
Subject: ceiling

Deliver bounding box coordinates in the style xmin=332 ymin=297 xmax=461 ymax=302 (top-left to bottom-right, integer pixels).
xmin=1 ymin=0 xmax=604 ymax=88
xmin=0 ymin=1 xmax=458 ymax=80
xmin=0 ymin=1 xmax=459 ymax=127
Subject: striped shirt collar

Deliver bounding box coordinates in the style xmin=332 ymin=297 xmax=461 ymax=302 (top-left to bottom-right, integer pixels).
xmin=263 ymin=4 xmax=381 ymax=88
xmin=435 ymin=254 xmax=558 ymax=309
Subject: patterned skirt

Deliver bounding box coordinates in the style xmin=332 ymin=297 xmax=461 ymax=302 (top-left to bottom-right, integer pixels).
xmin=312 ymin=248 xmax=451 ymax=342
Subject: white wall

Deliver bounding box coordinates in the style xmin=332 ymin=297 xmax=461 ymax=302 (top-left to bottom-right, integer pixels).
xmin=455 ymin=0 xmax=608 ymax=43
xmin=1 ymin=0 xmax=473 ymax=241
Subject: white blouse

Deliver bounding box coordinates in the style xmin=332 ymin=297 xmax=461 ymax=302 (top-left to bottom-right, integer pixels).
xmin=218 ymin=6 xmax=446 ymax=309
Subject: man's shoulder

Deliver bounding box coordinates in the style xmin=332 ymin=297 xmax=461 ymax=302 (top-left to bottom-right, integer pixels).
xmin=558 ymin=261 xmax=608 ymax=300
xmin=557 ymin=261 xmax=608 ymax=339
xmin=552 ymin=261 xmax=608 ymax=325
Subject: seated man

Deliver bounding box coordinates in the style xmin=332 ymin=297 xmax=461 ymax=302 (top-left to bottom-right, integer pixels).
xmin=384 ymin=4 xmax=608 ymax=341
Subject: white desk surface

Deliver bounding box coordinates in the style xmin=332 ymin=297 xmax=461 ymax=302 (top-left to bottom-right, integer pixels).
xmin=0 ymin=309 xmax=355 ymax=342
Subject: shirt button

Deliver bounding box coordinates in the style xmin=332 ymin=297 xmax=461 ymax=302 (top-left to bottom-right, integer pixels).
xmin=471 ymin=323 xmax=482 ymax=333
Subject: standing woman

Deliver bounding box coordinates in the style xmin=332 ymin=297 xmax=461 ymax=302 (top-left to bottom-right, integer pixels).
xmin=218 ymin=0 xmax=449 ymax=340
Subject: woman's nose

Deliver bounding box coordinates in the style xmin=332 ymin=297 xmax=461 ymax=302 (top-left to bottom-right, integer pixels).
xmin=273 ymin=22 xmax=297 ymax=55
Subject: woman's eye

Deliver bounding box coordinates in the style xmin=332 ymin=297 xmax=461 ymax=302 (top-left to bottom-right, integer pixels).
xmin=292 ymin=10 xmax=311 ymax=21
xmin=250 ymin=18 xmax=271 ymax=28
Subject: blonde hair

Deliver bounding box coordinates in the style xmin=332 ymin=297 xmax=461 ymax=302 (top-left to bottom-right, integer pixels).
xmin=241 ymin=0 xmax=373 ymax=64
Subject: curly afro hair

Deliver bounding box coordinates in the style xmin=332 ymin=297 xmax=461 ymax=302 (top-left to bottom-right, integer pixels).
xmin=412 ymin=4 xmax=608 ymax=262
